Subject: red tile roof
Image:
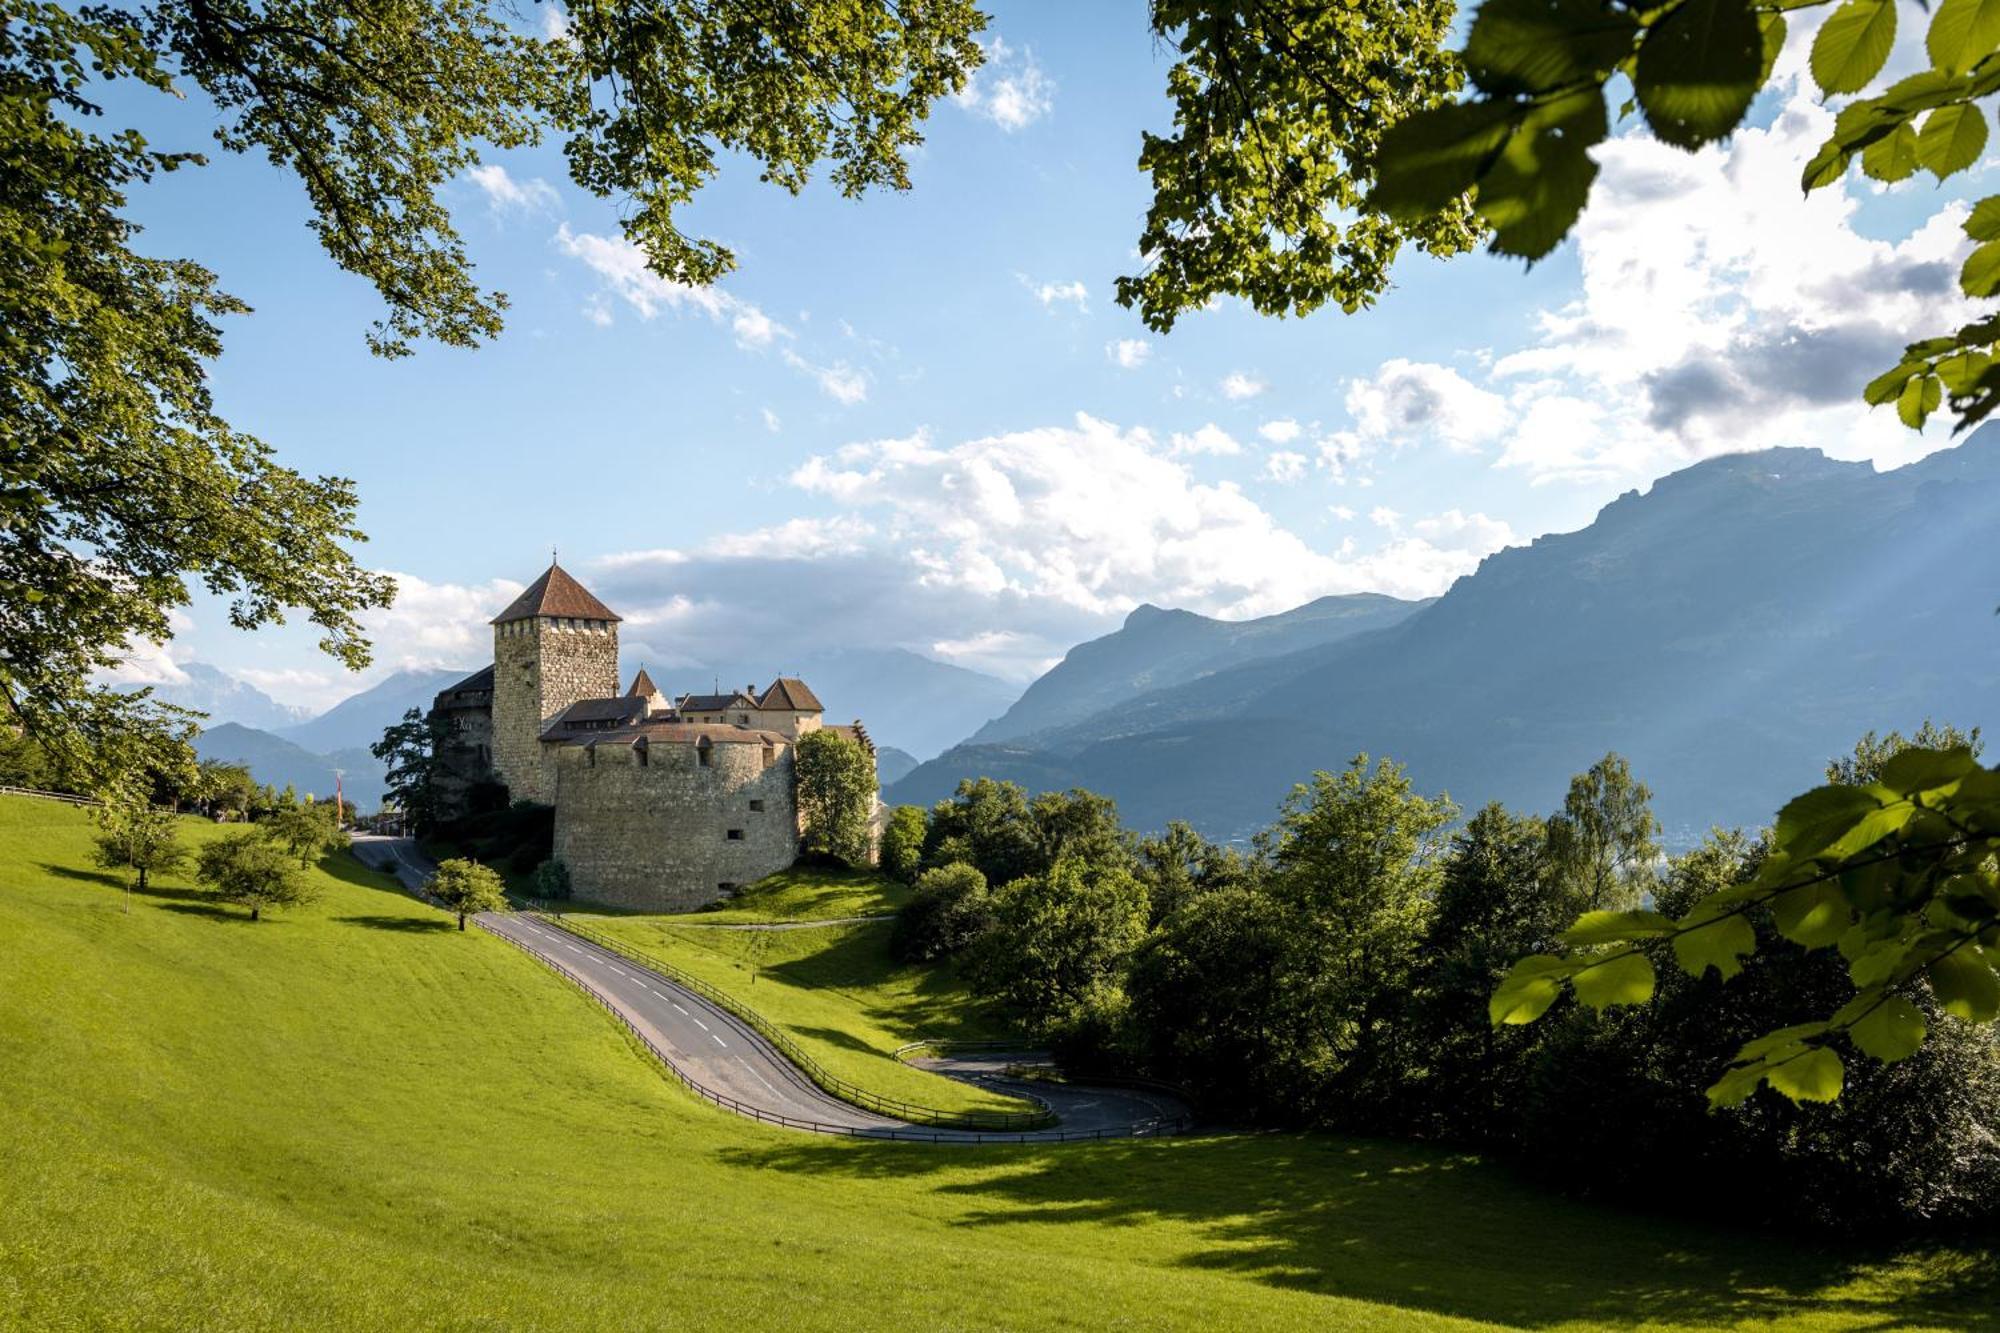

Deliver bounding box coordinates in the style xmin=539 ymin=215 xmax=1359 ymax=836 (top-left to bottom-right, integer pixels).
xmin=626 ymin=668 xmax=659 ymax=698
xmin=758 ymin=677 xmax=824 ymax=711
xmin=490 ymin=563 xmax=622 ymax=625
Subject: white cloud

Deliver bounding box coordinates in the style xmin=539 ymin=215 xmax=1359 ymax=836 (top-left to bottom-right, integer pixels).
xmin=1343 ymin=359 xmax=1508 ymax=454
xmin=1220 ymin=371 xmax=1267 ymax=400
xmin=954 ymin=37 xmax=1054 ymax=131
xmin=761 ymin=407 xmax=782 ymax=433
xmin=467 ymin=163 xmax=559 ymax=215
xmin=1411 ymin=509 xmax=1519 ymax=554
xmin=555 ymin=226 xmax=781 ymax=351
xmin=1368 ymin=506 xmax=1402 ymax=531
xmin=1330 ymin=505 xmax=1356 ymax=522
xmin=1258 ymin=419 xmax=1302 ymax=444
xmin=1263 ymin=451 xmax=1307 ymax=483
xmin=783 ymin=350 xmax=869 ymax=405
xmin=1167 ymin=423 xmax=1243 ymax=457
xmin=1107 ymin=338 xmax=1152 ymax=369
xmin=539 ymin=3 xmax=571 ymax=40
xmin=361 ymin=572 xmax=523 ymax=677
xmin=1027 ymin=278 xmax=1088 ymax=311
xmin=699 ymin=516 xmax=876 ymax=561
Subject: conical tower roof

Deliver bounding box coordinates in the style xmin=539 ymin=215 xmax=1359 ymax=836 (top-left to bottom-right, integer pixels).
xmin=490 ymin=562 xmax=622 ymax=625
xmin=626 ymin=667 xmax=659 ymax=698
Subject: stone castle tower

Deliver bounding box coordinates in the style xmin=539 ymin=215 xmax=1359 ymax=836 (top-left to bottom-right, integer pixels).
xmin=489 ymin=561 xmax=621 ymax=803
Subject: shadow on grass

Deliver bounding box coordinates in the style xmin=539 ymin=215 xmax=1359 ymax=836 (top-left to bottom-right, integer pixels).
xmin=338 ymin=914 xmax=454 ymax=933
xmin=158 ymin=901 xmax=252 ymax=923
xmin=712 ymin=1131 xmax=2000 ymax=1330
xmin=789 ymin=1024 xmax=882 ymax=1056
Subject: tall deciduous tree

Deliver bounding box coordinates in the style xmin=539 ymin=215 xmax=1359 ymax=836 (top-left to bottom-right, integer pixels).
xmin=6 ymin=1 xmax=983 ymax=785
xmin=263 ymin=801 xmax=339 ymax=867
xmin=373 ymin=708 xmax=448 ymax=834
xmin=196 ymin=829 xmax=314 ymax=921
xmin=1545 ymin=753 xmax=1661 ymax=913
xmin=794 ymin=729 xmax=877 ymax=867
xmin=426 ymin=857 xmax=506 ymax=930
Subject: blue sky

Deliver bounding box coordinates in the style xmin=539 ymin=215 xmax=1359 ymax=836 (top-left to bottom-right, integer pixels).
xmin=104 ymin=0 xmax=1993 ymax=711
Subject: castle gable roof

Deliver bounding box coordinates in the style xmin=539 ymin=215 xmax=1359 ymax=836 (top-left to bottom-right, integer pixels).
xmin=626 ymin=668 xmax=659 ymax=698
xmin=491 ymin=562 xmax=622 ymax=625
xmin=678 ymin=691 xmax=756 ymax=713
xmin=757 ymin=677 xmax=823 ymax=712
xmin=539 ymin=695 xmax=648 ymax=739
xmin=563 ymin=720 xmax=788 ymax=748
xmin=439 ymin=665 xmax=494 ymax=695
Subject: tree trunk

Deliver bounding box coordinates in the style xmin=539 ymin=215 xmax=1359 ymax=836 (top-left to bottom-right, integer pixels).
xmin=137 ymin=867 xmax=148 ymax=893
xmin=458 ymin=912 xmax=466 ymax=931
xmin=251 ymin=905 xmax=260 ymax=921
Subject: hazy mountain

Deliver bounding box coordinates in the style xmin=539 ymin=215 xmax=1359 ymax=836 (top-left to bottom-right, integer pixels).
xmin=651 ymin=647 xmax=1020 ymax=760
xmin=875 ymin=746 xmax=920 ymax=787
xmin=119 ymin=662 xmax=306 ymax=732
xmin=890 ymin=433 xmax=2000 ymax=845
xmin=195 ymin=723 xmax=386 ymax=809
xmin=972 ymin=593 xmax=1428 ymax=746
xmin=277 ymin=666 xmax=474 ymax=755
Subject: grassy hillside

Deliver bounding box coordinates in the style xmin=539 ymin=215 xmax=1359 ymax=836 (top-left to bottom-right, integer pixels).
xmin=565 ymin=907 xmax=1026 ymax=1118
xmin=3 ymin=795 xmax=1996 ymax=1330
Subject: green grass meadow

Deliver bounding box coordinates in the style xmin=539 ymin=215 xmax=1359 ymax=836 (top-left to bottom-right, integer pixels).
xmin=3 ymin=796 xmax=1996 ymax=1330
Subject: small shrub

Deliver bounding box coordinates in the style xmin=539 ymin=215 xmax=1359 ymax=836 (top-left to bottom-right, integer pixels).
xmin=530 ymin=858 xmax=572 ymax=901
xmin=891 ymin=862 xmax=991 ymax=963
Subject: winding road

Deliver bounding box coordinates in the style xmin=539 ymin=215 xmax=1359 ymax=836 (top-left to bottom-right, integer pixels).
xmin=351 ymin=835 xmax=1189 ymax=1142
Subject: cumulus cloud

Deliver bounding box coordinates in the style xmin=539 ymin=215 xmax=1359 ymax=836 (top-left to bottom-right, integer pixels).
xmin=1258 ymin=419 xmax=1302 ymax=444
xmin=954 ymin=37 xmax=1054 ymax=131
xmin=1344 ymin=359 xmax=1508 ymax=454
xmin=467 ymin=163 xmax=560 ymax=215
xmin=1106 ymin=338 xmax=1152 ymax=369
xmin=1411 ymin=509 xmax=1518 ymax=553
xmin=1263 ymin=451 xmax=1307 ymax=483
xmin=1026 ymin=278 xmax=1088 ymax=311
xmin=1167 ymin=423 xmax=1243 ymax=457
xmin=1220 ymin=371 xmax=1267 ymax=400
xmin=555 ymin=225 xmax=781 ymax=350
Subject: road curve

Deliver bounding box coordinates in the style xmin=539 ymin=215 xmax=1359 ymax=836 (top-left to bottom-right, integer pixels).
xmin=350 ymin=836 xmax=1189 ymax=1143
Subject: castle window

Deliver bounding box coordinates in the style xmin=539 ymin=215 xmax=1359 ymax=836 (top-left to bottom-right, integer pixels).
xmin=761 ymin=743 xmax=776 ymax=770
xmin=736 ymin=713 xmax=749 ymax=725
xmin=748 ymin=799 xmax=765 ymax=813
xmin=698 ymin=742 xmax=712 ymax=767
xmin=726 ymin=828 xmax=744 ymax=841
xmin=718 ymin=882 xmax=738 ymax=895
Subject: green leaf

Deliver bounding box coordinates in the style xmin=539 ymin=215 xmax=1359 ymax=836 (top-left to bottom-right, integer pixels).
xmin=1770 ymin=783 xmax=1886 ymax=861
xmin=1476 ymin=90 xmax=1608 ymax=260
xmin=1707 ymin=1063 xmax=1766 ymax=1108
xmin=1930 ymin=945 xmax=2000 ymax=1021
xmin=1864 ymin=360 xmax=1922 ymax=405
xmin=1371 ymin=101 xmax=1520 ymax=219
xmin=1812 ymin=0 xmax=1898 ymax=96
xmin=1571 ymin=950 xmax=1656 ymax=1009
xmin=1918 ymin=104 xmax=1990 ymax=179
xmin=1561 ymin=908 xmax=1675 ymax=946
xmin=1966 ymin=194 xmax=2000 ymax=240
xmin=1767 ymin=1047 xmax=1846 ymax=1102
xmin=1773 ymin=881 xmax=1851 ymax=949
xmin=1464 ymin=0 xmax=1640 ymax=95
xmin=1848 ymin=935 xmax=1912 ymax=988
xmin=1846 ymin=994 xmax=1928 ymax=1061
xmin=1635 ymin=0 xmax=1766 ymax=149
xmin=1861 ymin=122 xmax=1920 ymax=181
xmin=1898 ymin=372 xmax=1943 ymax=429
xmin=1877 ymin=745 xmax=1980 ymax=796
xmin=1937 ymin=348 xmax=1994 ymax=390
xmin=1673 ymin=904 xmax=1758 ymax=980
xmin=1736 ymin=1021 xmax=1831 ymax=1061
xmin=1490 ymin=953 xmax=1574 ymax=1025
xmin=1928 ymin=0 xmax=2000 ymax=75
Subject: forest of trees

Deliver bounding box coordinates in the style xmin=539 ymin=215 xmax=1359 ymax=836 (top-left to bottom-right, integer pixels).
xmin=884 ymin=728 xmax=2000 ymax=1232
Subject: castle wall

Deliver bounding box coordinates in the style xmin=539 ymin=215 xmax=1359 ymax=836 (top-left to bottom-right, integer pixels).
xmin=551 ymin=739 xmax=799 ymax=911
xmin=431 ymin=698 xmax=494 ymax=820
xmin=491 ymin=617 xmax=618 ymax=804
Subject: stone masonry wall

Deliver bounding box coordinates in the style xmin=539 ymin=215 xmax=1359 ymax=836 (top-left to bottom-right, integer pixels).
xmin=551 ymin=739 xmax=798 ymax=911
xmin=490 ymin=618 xmax=619 ymax=804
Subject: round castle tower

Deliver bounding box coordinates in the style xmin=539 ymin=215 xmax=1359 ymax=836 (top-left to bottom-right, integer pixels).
xmin=489 ymin=561 xmax=621 ymax=804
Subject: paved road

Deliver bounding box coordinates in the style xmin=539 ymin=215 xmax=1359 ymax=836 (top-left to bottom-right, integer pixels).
xmin=351 ymin=836 xmax=1188 ymax=1142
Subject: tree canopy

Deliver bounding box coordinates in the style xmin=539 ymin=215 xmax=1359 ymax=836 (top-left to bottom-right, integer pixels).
xmin=426 ymin=856 xmax=506 ymax=930
xmin=793 ymin=729 xmax=878 ymax=867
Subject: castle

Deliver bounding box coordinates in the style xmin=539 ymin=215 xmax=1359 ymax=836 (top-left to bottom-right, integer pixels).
xmin=428 ymin=560 xmax=872 ymax=911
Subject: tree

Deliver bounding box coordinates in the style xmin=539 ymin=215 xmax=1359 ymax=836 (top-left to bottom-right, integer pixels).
xmin=262 ymin=801 xmax=339 ymax=867
xmin=195 ymin=760 xmax=258 ymax=819
xmin=878 ymin=804 xmax=927 ymax=885
xmin=972 ymin=857 xmax=1150 ymax=1034
xmin=1544 ymin=754 xmax=1661 ymax=913
xmin=92 ymin=796 xmax=188 ymax=909
xmin=373 ymin=708 xmax=449 ymax=835
xmin=921 ymin=778 xmax=1041 ymax=888
xmin=530 ymin=858 xmax=572 ymax=903
xmin=1495 ymin=741 xmax=2000 ymax=1107
xmin=7 ymin=2 xmax=981 ymax=785
xmin=1828 ymin=720 xmax=1985 ymax=786
xmin=1026 ymin=789 xmax=1133 ymax=876
xmin=1119 ymin=0 xmax=1482 ymax=331
xmin=793 ymin=729 xmax=878 ymax=867
xmin=890 ymin=862 xmax=992 ymax=963
xmin=426 ymin=857 xmax=506 ymax=930
xmin=1336 ymin=0 xmax=2000 ymax=434
xmin=196 ymin=829 xmax=313 ymax=921
xmin=1134 ymin=819 xmax=1256 ymax=925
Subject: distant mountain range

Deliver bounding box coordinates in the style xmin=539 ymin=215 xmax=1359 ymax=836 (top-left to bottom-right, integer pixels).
xmin=195 ymin=723 xmax=386 ymax=810
xmin=889 ymin=432 xmax=2000 ymax=846
xmin=274 ymin=667 xmax=472 ymax=755
xmin=117 ymin=662 xmax=307 ymax=733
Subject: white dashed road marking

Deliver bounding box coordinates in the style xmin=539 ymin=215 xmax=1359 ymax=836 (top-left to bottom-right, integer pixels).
xmin=692 ymin=1017 xmax=709 ymax=1031
xmin=565 ymin=945 xmax=583 ymax=954
xmin=711 ymin=1034 xmax=727 ymax=1048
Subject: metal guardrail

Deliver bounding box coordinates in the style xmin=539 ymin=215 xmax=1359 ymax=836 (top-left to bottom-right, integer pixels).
xmin=482 ymin=920 xmax=1191 ymax=1144
xmin=532 ymin=912 xmax=1058 ymax=1132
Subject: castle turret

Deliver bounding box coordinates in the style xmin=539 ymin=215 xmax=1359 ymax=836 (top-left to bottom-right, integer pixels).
xmin=489 ymin=560 xmax=621 ymax=803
